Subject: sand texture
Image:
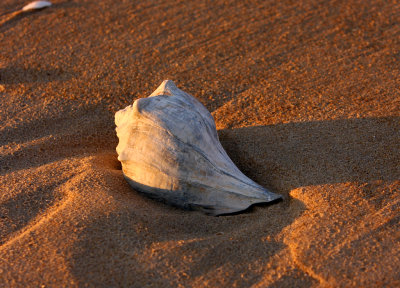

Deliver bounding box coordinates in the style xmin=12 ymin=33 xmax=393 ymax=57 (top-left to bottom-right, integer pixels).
xmin=0 ymin=0 xmax=399 ymax=287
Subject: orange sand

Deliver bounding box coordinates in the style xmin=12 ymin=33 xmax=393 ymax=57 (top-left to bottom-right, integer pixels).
xmin=0 ymin=0 xmax=399 ymax=286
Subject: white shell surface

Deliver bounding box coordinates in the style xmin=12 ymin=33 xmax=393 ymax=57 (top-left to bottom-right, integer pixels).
xmin=115 ymin=80 xmax=282 ymax=215
xmin=22 ymin=1 xmax=52 ymax=11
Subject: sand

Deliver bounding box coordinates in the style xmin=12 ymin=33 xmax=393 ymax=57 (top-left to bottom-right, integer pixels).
xmin=0 ymin=0 xmax=399 ymax=286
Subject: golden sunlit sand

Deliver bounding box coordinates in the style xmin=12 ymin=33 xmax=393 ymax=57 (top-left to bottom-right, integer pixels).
xmin=0 ymin=0 xmax=399 ymax=287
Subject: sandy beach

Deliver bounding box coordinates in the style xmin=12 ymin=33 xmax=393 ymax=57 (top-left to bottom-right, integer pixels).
xmin=0 ymin=0 xmax=399 ymax=286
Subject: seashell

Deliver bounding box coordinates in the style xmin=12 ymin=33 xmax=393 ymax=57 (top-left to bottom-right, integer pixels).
xmin=0 ymin=0 xmax=51 ymax=26
xmin=115 ymin=80 xmax=282 ymax=215
xmin=22 ymin=1 xmax=52 ymax=12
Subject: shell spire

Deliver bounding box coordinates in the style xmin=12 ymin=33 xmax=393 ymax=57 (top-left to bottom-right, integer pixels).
xmin=115 ymin=80 xmax=282 ymax=215
xmin=149 ymin=80 xmax=176 ymax=97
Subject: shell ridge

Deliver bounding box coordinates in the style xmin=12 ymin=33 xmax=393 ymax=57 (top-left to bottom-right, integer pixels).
xmin=121 ymin=105 xmax=277 ymax=198
xmin=157 ymin=127 xmax=277 ymax=197
xmin=123 ymin=117 xmax=274 ymax=199
xmin=144 ymin=94 xmax=217 ymax=133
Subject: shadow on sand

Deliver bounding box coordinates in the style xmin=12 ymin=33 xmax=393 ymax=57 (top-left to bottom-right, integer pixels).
xmin=218 ymin=116 xmax=399 ymax=198
xmin=66 ymin=116 xmax=398 ymax=286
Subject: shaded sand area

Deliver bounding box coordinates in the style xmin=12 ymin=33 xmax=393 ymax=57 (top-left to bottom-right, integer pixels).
xmin=0 ymin=0 xmax=399 ymax=286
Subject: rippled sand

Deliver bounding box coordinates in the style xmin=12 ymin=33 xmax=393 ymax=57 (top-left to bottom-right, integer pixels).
xmin=0 ymin=0 xmax=399 ymax=286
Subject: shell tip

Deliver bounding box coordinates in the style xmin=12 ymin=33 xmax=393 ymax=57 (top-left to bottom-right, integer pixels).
xmin=150 ymin=80 xmax=177 ymax=97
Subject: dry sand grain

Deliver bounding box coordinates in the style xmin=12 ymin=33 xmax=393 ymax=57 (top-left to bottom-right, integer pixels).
xmin=0 ymin=0 xmax=399 ymax=287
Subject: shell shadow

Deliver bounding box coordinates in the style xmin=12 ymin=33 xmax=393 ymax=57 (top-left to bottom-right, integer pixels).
xmin=218 ymin=116 xmax=399 ymax=198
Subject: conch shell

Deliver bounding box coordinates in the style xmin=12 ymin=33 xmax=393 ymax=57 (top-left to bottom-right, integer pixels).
xmin=115 ymin=80 xmax=281 ymax=215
